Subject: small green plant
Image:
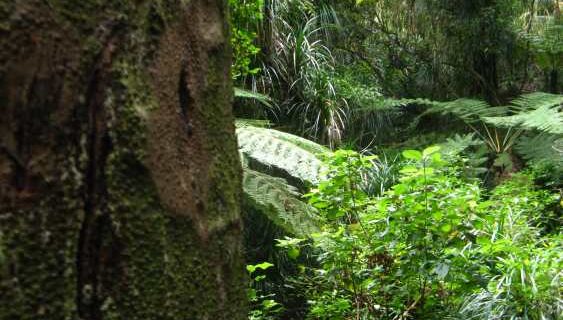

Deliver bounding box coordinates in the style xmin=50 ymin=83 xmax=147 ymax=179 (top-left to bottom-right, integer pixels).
xmin=229 ymin=0 xmax=263 ymax=79
xmin=247 ymin=262 xmax=283 ymax=320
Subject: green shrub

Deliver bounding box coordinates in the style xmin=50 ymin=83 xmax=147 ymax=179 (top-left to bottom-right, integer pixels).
xmin=276 ymin=148 xmax=561 ymax=319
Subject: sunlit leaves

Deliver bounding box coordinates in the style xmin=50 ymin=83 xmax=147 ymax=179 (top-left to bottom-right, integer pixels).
xmin=402 ymin=149 xmax=422 ymax=160
xmin=246 ymin=262 xmax=274 ymax=275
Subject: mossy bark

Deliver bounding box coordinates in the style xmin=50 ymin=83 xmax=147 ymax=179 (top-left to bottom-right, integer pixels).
xmin=0 ymin=1 xmax=246 ymax=319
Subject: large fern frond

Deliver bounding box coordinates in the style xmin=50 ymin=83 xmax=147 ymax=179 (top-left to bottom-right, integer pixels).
xmin=509 ymin=92 xmax=563 ymax=111
xmin=514 ymin=134 xmax=563 ymax=166
xmin=237 ymin=125 xmax=328 ymax=184
xmin=484 ymin=92 xmax=563 ymax=134
xmin=422 ymin=98 xmax=508 ymax=123
xmin=243 ymin=167 xmax=319 ymax=236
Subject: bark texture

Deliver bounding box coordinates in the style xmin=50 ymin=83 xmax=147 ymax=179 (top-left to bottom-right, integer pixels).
xmin=0 ymin=0 xmax=246 ymax=319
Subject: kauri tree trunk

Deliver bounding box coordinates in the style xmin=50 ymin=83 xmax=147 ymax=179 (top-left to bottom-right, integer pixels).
xmin=0 ymin=0 xmax=246 ymax=319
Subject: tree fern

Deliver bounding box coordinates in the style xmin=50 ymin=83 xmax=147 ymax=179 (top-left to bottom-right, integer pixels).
xmin=243 ymin=167 xmax=319 ymax=236
xmin=237 ymin=125 xmax=328 ymax=184
xmin=421 ymin=92 xmax=563 ymax=134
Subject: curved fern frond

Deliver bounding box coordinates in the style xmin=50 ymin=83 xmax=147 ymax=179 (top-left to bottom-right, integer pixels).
xmin=237 ymin=126 xmax=328 ymax=184
xmin=234 ymin=87 xmax=274 ymax=109
xmin=243 ymin=167 xmax=320 ymax=236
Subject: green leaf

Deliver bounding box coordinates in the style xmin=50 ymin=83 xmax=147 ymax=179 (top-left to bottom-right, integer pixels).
xmin=402 ymin=150 xmax=422 ymax=161
xmin=287 ymin=247 xmax=300 ymax=260
xmin=246 ymin=261 xmax=274 ymax=274
xmin=399 ymin=166 xmax=419 ymax=174
xmin=254 ymin=275 xmax=267 ymax=282
xmin=247 ymin=288 xmax=257 ymax=300
xmin=234 ymin=87 xmax=273 ymax=108
xmin=440 ymin=224 xmax=452 ymax=233
xmin=434 ymin=263 xmax=450 ymax=280
xmin=432 ymin=212 xmax=444 ymax=220
xmin=423 ymin=145 xmax=441 ymax=157
xmin=393 ymin=183 xmax=409 ymax=195
xmin=255 ymin=262 xmax=274 ymax=270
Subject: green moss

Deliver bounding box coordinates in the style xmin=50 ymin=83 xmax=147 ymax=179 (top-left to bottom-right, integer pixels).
xmin=0 ymin=169 xmax=82 ymax=320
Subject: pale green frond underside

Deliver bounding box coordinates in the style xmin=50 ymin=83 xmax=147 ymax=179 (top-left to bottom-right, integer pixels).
xmin=253 ymin=127 xmax=330 ymax=155
xmin=243 ymin=167 xmax=320 ymax=236
xmin=235 ymin=118 xmax=272 ymax=128
xmin=237 ymin=126 xmax=328 ymax=183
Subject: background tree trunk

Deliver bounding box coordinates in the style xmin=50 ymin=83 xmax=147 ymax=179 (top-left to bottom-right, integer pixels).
xmin=0 ymin=1 xmax=246 ymax=319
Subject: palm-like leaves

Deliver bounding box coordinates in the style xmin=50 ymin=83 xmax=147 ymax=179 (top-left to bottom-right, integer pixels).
xmin=250 ymin=1 xmax=347 ymax=146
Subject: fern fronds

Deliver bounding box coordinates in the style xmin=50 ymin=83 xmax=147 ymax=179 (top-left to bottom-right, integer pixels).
xmin=440 ymin=133 xmax=482 ymax=156
xmin=484 ymin=92 xmax=563 ymax=134
xmin=509 ymin=92 xmax=563 ymax=111
xmin=514 ymin=134 xmax=563 ymax=166
xmin=422 ymin=98 xmax=508 ymax=123
xmin=484 ymin=105 xmax=563 ymax=134
xmin=237 ymin=126 xmax=328 ymax=184
xmin=354 ymin=98 xmax=419 ymax=112
xmin=243 ymin=167 xmax=319 ymax=236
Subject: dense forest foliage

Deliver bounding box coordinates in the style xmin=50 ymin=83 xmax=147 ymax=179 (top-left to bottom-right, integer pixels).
xmin=0 ymin=0 xmax=561 ymax=319
xmin=231 ymin=0 xmax=562 ymax=319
